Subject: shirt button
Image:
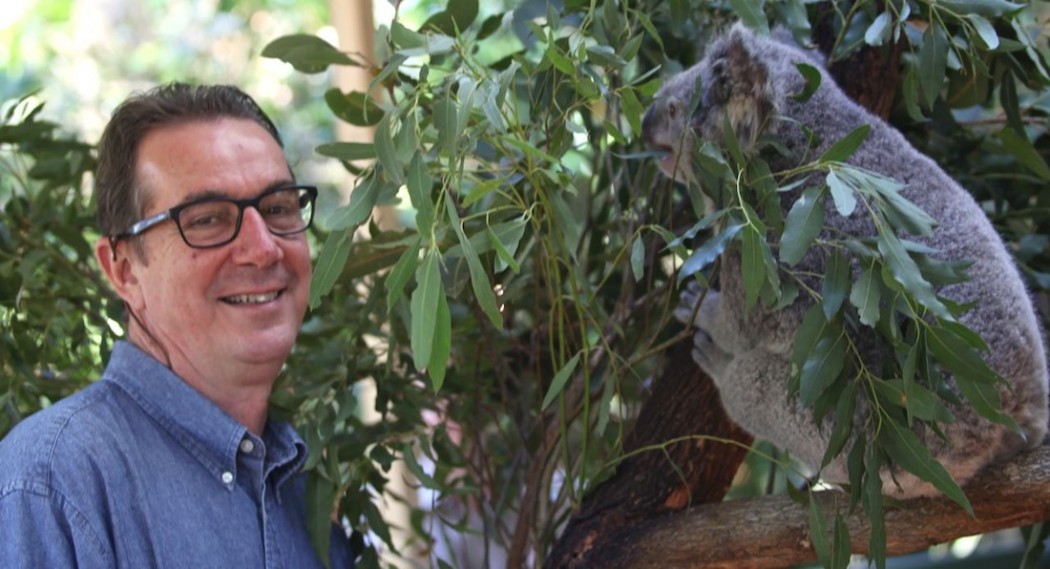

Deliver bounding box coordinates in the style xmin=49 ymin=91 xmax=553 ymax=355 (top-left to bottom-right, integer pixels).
xmin=221 ymin=471 xmax=234 ymax=484
xmin=239 ymin=439 xmax=255 ymax=454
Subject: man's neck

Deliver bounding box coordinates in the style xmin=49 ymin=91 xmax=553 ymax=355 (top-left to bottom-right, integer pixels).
xmin=128 ymin=332 xmax=275 ymax=436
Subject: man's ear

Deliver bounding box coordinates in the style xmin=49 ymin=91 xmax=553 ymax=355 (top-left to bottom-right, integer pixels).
xmin=708 ymin=25 xmax=776 ymax=148
xmin=95 ymin=238 xmax=145 ymax=312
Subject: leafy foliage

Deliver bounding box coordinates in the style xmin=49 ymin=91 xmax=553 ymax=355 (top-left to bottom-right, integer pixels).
xmin=2 ymin=0 xmax=1049 ymax=567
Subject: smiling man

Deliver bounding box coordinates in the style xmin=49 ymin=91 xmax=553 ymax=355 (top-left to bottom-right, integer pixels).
xmin=0 ymin=84 xmax=353 ymax=568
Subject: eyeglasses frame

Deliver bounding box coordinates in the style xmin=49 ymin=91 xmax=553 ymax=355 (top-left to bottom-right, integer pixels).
xmin=109 ymin=184 xmax=318 ymax=252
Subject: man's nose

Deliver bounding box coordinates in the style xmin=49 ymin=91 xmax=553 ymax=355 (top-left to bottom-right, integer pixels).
xmin=232 ymin=207 xmax=282 ymax=264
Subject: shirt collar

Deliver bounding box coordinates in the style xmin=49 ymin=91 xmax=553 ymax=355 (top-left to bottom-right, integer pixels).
xmin=101 ymin=341 xmax=308 ymax=488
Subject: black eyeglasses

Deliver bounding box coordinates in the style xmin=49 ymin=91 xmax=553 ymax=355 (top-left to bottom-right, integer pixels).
xmin=111 ymin=185 xmax=318 ymax=250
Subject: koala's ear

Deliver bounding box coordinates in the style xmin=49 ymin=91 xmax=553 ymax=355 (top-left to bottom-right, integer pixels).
xmin=708 ymin=26 xmax=776 ymax=148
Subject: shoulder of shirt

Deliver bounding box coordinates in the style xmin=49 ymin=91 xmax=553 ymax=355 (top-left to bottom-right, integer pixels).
xmin=0 ymin=380 xmax=135 ymax=493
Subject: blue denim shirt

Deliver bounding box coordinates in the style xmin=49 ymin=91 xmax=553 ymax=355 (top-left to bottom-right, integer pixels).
xmin=0 ymin=341 xmax=352 ymax=568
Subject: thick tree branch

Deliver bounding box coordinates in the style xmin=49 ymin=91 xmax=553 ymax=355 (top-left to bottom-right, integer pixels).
xmin=602 ymin=441 xmax=1050 ymax=568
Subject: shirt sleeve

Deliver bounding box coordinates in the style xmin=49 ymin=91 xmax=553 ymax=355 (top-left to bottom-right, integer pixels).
xmin=0 ymin=485 xmax=114 ymax=569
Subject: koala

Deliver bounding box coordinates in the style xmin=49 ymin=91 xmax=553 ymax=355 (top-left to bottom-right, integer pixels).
xmin=641 ymin=23 xmax=1049 ymax=498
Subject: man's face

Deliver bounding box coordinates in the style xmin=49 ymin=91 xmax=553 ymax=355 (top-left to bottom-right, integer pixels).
xmin=114 ymin=118 xmax=312 ymax=383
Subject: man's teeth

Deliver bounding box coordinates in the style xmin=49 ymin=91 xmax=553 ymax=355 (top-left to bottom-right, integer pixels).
xmin=224 ymin=292 xmax=279 ymax=304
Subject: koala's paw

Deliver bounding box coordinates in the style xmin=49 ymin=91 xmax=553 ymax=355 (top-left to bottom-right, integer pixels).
xmin=691 ymin=328 xmax=731 ymax=378
xmin=674 ymin=282 xmax=719 ymax=328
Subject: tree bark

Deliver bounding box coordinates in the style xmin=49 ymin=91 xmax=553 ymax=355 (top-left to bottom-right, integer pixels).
xmin=544 ymin=335 xmax=753 ymax=568
xmin=594 ymin=440 xmax=1050 ymax=568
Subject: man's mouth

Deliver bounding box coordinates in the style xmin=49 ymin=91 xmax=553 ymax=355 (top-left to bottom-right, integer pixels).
xmin=221 ymin=291 xmax=281 ymax=305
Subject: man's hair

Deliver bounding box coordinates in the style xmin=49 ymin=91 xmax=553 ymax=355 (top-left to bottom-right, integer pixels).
xmin=95 ymin=83 xmax=285 ymax=238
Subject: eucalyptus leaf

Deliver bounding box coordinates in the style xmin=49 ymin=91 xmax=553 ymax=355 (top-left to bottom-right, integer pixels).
xmin=799 ymin=329 xmax=848 ymax=406
xmin=309 ymin=230 xmax=352 ymax=309
xmin=820 ymin=125 xmax=871 ymax=164
xmin=541 ymin=353 xmax=582 ymax=411
xmin=445 ymin=198 xmax=503 ymax=328
xmin=849 ymin=261 xmax=881 ymax=327
xmin=822 ymin=250 xmax=850 ymax=319
xmin=262 ymin=34 xmax=357 ymax=74
xmin=780 ymin=186 xmax=824 ymax=266
xmin=406 ymin=152 xmax=435 ymax=235
xmin=678 ymin=222 xmax=744 ymax=281
xmin=410 ymin=250 xmax=443 ymax=371
xmin=878 ymin=419 xmax=973 ymax=515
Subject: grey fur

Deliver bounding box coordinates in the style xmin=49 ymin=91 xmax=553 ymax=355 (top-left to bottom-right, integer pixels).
xmin=642 ymin=23 xmax=1049 ymax=497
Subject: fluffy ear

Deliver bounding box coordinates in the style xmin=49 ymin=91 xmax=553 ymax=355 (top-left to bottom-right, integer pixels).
xmin=706 ymin=25 xmax=776 ymax=148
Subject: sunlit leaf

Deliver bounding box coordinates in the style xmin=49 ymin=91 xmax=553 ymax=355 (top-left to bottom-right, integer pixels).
xmin=849 ymin=260 xmax=881 ymax=327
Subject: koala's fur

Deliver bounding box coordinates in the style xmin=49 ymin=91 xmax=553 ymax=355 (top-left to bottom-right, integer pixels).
xmin=641 ymin=24 xmax=1049 ymax=498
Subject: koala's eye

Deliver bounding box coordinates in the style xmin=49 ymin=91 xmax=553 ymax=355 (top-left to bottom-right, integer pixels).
xmin=668 ymin=100 xmax=681 ymax=119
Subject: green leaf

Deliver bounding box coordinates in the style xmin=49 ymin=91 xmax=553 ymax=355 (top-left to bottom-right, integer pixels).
xmin=791 ymin=63 xmax=822 ymax=102
xmin=822 ymin=381 xmax=856 ymax=467
xmin=741 ymin=224 xmax=768 ymax=310
xmin=791 ymin=305 xmax=833 ymax=383
xmin=541 ymin=352 xmax=582 ymax=411
xmin=780 ymin=186 xmax=824 ymax=266
xmin=630 ymin=236 xmax=645 ymax=282
xmin=809 ymin=495 xmax=831 ymax=567
xmin=445 ymin=198 xmax=503 ymax=328
xmin=799 ymin=328 xmax=848 ymax=406
xmin=938 ymin=0 xmax=1024 ymax=17
xmin=919 ymin=26 xmax=948 ymax=107
xmin=422 ymin=0 xmax=478 ymax=35
xmin=326 ymin=176 xmax=380 ymax=231
xmin=428 ymin=291 xmax=451 ymax=392
xmin=262 ymin=34 xmax=357 ymax=74
xmin=545 ymin=44 xmax=576 ymax=76
xmin=401 ymin=442 xmax=443 ymax=489
xmin=926 ymin=324 xmax=1019 ymax=432
xmin=849 ymin=260 xmax=881 ymax=327
xmin=410 ymin=250 xmax=443 ymax=372
xmin=309 ymin=230 xmax=352 ymax=309
xmin=877 ymin=231 xmax=951 ymax=320
xmin=832 ymin=515 xmax=851 ymax=569
xmin=864 ymin=12 xmax=892 ymax=46
xmin=878 ymin=418 xmax=973 ymax=515
xmin=324 ymin=89 xmax=383 ymax=127
xmin=826 ymin=170 xmax=857 ymax=217
xmin=586 ymin=45 xmax=627 ymax=69
xmin=729 ymin=0 xmax=769 ymax=34
xmin=386 ymin=236 xmax=421 ymax=312
xmin=820 ymin=125 xmax=871 ymax=164
xmin=305 ymin=473 xmax=336 ymax=565
xmin=967 ymin=14 xmax=999 ymax=50
xmin=822 ymin=250 xmax=850 ymax=319
xmin=489 ymin=217 xmax=526 ymax=274
xmin=865 ymin=445 xmax=888 ymax=569
xmin=375 ymin=114 xmax=403 ymax=185
xmin=406 ymin=152 xmax=435 ymax=235
xmin=678 ymin=222 xmax=744 ymax=281
xmin=315 ymin=142 xmax=376 ymax=161
xmin=999 ymin=128 xmax=1050 ymax=181
xmin=433 ymin=93 xmax=459 ymax=156
xmin=619 ymin=87 xmax=644 ymax=138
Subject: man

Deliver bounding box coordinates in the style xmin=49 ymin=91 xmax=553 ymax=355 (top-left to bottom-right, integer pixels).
xmin=0 ymin=83 xmax=353 ymax=568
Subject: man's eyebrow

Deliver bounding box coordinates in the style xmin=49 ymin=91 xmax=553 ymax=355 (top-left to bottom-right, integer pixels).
xmin=174 ymin=180 xmax=298 ymax=206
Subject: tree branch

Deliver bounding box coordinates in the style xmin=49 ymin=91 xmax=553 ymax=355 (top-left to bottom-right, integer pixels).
xmin=601 ymin=440 xmax=1050 ymax=568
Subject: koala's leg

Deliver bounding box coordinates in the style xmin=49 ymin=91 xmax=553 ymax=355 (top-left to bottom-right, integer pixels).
xmin=713 ymin=351 xmax=830 ymax=476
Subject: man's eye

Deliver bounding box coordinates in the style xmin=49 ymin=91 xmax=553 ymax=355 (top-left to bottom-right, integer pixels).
xmin=184 ymin=208 xmax=233 ymax=228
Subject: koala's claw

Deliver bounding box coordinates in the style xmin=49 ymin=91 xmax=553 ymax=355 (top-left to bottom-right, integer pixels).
xmin=690 ymin=329 xmax=730 ymax=377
